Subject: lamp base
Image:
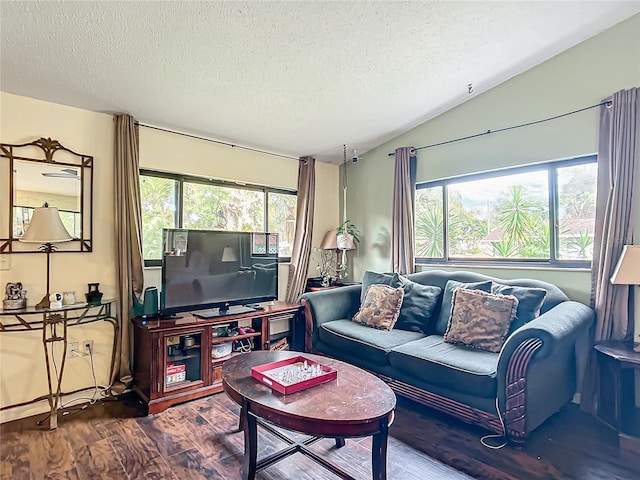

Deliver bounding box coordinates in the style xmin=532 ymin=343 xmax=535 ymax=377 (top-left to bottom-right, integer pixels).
xmin=35 ymin=294 xmax=50 ymax=310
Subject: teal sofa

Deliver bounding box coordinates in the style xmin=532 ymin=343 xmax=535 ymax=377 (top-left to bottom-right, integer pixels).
xmin=299 ymin=270 xmax=594 ymax=443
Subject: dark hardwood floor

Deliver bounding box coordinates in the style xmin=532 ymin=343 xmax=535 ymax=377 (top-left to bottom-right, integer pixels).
xmin=1 ymin=391 xmax=638 ymax=480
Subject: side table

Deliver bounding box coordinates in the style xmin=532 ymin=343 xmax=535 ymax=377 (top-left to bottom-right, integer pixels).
xmin=594 ymin=341 xmax=640 ymax=455
xmin=0 ymin=300 xmax=117 ymax=429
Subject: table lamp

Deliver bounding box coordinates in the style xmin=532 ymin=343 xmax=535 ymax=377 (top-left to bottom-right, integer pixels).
xmin=320 ymin=229 xmax=356 ymax=281
xmin=221 ymin=246 xmax=238 ymax=263
xmin=610 ymin=245 xmax=640 ymax=352
xmin=19 ymin=203 xmax=72 ymax=309
xmin=221 ymin=245 xmax=238 ymax=273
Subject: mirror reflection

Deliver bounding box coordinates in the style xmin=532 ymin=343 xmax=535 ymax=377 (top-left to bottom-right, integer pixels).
xmin=13 ymin=161 xmax=82 ymax=238
xmin=1 ymin=137 xmax=93 ymax=253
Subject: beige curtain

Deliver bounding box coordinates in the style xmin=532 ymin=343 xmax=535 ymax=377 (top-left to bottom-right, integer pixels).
xmin=112 ymin=114 xmax=144 ymax=393
xmin=391 ymin=147 xmax=416 ymax=274
xmin=285 ymin=156 xmax=316 ymax=303
xmin=582 ymin=88 xmax=639 ymax=414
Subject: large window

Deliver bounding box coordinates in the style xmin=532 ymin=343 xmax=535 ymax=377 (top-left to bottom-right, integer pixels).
xmin=140 ymin=171 xmax=297 ymax=265
xmin=415 ymin=156 xmax=597 ymax=267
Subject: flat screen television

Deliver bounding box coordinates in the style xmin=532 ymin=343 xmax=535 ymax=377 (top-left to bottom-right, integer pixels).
xmin=161 ymin=229 xmax=278 ymax=317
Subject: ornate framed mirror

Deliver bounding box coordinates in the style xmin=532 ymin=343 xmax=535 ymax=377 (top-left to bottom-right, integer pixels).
xmin=0 ymin=137 xmax=93 ymax=253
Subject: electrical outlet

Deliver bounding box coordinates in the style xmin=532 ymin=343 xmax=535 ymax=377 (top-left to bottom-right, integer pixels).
xmin=83 ymin=340 xmax=94 ymax=355
xmin=68 ymin=342 xmax=80 ymax=358
xmin=0 ymin=256 xmax=10 ymax=270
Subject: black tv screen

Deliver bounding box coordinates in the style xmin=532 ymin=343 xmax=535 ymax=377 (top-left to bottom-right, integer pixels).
xmin=161 ymin=229 xmax=278 ymax=316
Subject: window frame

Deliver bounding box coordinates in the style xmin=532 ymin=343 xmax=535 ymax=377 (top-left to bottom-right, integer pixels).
xmin=140 ymin=169 xmax=297 ymax=266
xmin=415 ymin=155 xmax=597 ymax=269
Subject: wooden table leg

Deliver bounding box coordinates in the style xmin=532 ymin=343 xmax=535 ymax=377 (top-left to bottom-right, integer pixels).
xmin=335 ymin=437 xmax=345 ymax=448
xmin=42 ymin=313 xmax=67 ymax=430
xmin=241 ymin=399 xmax=257 ymax=480
xmin=236 ymin=402 xmax=245 ymax=433
xmin=371 ymin=417 xmax=389 ymax=480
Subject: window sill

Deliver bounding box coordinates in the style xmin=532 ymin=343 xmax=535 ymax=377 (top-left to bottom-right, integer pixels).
xmin=144 ymin=263 xmax=292 ymax=271
xmin=416 ymin=263 xmax=591 ymax=273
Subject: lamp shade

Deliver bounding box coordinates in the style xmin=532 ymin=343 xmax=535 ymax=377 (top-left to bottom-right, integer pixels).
xmin=320 ymin=229 xmax=338 ymax=250
xmin=610 ymin=245 xmax=640 ymax=285
xmin=221 ymin=246 xmax=238 ymax=262
xmin=19 ymin=206 xmax=72 ymax=243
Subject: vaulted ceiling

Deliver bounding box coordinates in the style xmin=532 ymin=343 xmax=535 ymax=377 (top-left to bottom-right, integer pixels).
xmin=1 ymin=1 xmax=638 ymax=162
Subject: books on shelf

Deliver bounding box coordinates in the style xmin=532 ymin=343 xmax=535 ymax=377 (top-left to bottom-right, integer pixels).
xmin=270 ymin=337 xmax=289 ymax=351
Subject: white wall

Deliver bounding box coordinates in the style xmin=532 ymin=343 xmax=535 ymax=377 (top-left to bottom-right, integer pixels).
xmin=347 ymin=14 xmax=640 ymax=320
xmin=0 ymin=93 xmax=339 ymax=422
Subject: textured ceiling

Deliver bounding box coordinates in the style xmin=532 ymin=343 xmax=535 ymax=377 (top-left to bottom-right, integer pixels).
xmin=1 ymin=1 xmax=638 ymax=163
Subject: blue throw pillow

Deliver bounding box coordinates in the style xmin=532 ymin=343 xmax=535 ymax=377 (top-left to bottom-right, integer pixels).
xmin=394 ymin=275 xmax=443 ymax=333
xmin=491 ymin=283 xmax=547 ymax=336
xmin=433 ymin=279 xmax=493 ymax=335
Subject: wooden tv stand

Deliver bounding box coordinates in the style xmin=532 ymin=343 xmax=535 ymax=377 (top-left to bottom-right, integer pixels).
xmin=131 ymin=301 xmax=302 ymax=414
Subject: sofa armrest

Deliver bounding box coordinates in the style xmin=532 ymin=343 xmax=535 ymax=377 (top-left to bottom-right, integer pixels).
xmin=299 ymin=285 xmax=362 ymax=351
xmin=498 ymin=301 xmax=594 ymax=371
xmin=496 ymin=301 xmax=595 ymax=441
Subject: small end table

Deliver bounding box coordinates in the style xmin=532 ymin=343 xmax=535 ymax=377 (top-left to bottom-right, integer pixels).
xmin=594 ymin=341 xmax=640 ymax=456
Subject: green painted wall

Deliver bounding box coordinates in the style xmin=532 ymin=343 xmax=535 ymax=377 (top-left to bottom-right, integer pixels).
xmin=345 ymin=14 xmax=640 ymax=310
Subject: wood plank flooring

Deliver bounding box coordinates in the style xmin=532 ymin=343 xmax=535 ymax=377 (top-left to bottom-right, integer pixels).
xmin=1 ymin=392 xmax=638 ymax=479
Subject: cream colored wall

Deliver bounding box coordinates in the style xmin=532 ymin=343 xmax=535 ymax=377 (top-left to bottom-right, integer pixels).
xmin=348 ymin=14 xmax=640 ymax=315
xmin=0 ymin=92 xmax=116 ymax=422
xmin=15 ymin=190 xmax=78 ymax=212
xmin=0 ymin=93 xmax=339 ymax=422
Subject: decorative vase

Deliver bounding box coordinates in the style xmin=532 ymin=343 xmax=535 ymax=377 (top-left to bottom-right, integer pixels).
xmin=86 ymin=283 xmax=103 ymax=305
xmin=63 ymin=291 xmax=76 ymax=305
xmin=336 ymin=233 xmax=355 ymax=250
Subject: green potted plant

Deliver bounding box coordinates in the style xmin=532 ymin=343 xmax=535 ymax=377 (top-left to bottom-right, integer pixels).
xmin=336 ymin=220 xmax=360 ymax=250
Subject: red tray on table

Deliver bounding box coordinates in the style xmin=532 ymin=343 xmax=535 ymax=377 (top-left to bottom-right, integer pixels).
xmin=251 ymin=355 xmax=337 ymax=395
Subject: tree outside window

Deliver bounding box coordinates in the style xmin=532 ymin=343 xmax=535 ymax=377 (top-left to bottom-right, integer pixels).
xmin=140 ymin=171 xmax=296 ymax=264
xmin=415 ymin=156 xmax=596 ymax=266
xmin=140 ymin=175 xmax=177 ymax=260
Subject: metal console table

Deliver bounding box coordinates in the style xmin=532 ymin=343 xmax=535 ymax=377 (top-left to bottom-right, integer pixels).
xmin=0 ymin=300 xmax=117 ymax=429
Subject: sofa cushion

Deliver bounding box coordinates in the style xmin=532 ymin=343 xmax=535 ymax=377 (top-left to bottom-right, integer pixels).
xmin=406 ymin=270 xmax=568 ymax=315
xmin=319 ymin=319 xmax=425 ymax=366
xmin=388 ymin=335 xmax=499 ymax=398
xmin=444 ymin=288 xmax=518 ymax=353
xmin=433 ymin=280 xmax=493 ymax=335
xmin=360 ymin=271 xmax=396 ymax=303
xmin=394 ymin=275 xmax=443 ymax=333
xmin=353 ymin=284 xmax=404 ymax=331
xmin=492 ymin=283 xmax=547 ymax=335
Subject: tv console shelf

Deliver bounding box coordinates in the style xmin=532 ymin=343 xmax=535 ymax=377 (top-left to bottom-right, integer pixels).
xmin=131 ymin=301 xmax=303 ymax=414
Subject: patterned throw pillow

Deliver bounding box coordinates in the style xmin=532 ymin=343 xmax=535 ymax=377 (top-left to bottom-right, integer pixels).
xmin=444 ymin=288 xmax=519 ymax=353
xmin=353 ymin=284 xmax=404 ymax=331
xmin=433 ymin=280 xmax=493 ymax=335
xmin=360 ymin=271 xmax=397 ymax=303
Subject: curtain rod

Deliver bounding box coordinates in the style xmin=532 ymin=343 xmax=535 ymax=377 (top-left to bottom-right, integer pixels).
xmin=135 ymin=122 xmax=299 ymax=160
xmin=387 ymin=100 xmax=612 ymax=156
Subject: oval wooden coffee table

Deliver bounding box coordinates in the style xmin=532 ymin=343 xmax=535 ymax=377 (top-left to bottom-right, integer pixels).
xmin=222 ymin=350 xmax=396 ymax=480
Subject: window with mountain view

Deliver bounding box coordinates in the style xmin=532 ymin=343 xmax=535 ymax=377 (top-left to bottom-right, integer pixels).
xmin=140 ymin=171 xmax=296 ymax=265
xmin=415 ymin=155 xmax=597 ymax=267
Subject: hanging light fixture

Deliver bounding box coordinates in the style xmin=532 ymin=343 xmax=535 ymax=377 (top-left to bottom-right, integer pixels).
xmin=337 ymin=144 xmax=356 ymax=250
